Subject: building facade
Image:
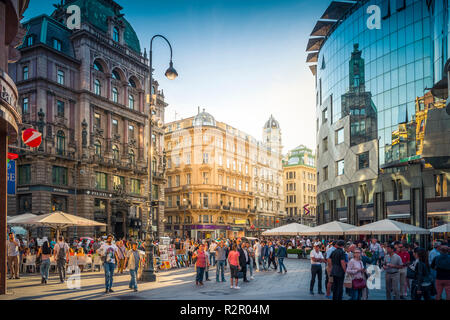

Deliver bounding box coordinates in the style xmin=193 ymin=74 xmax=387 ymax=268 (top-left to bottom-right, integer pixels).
xmin=307 ymin=0 xmax=450 ymax=234
xmin=283 ymin=145 xmax=317 ymax=227
xmin=7 ymin=0 xmax=168 ymax=239
xmin=164 ymin=109 xmax=285 ymax=240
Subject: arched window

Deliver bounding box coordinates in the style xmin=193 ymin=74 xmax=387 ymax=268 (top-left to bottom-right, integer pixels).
xmin=94 ymin=140 xmax=101 ymax=156
xmin=112 ymin=87 xmax=118 ymax=103
xmin=56 ymin=131 xmax=65 ymax=155
xmin=112 ymin=70 xmax=121 ymax=81
xmin=93 ymin=61 xmax=104 ymax=72
xmin=112 ymin=145 xmax=120 ymax=160
xmin=129 ymin=78 xmax=137 ymax=88
xmin=94 ymin=79 xmax=101 ymax=95
xmin=129 ymin=149 xmax=135 ymax=165
xmin=128 ymin=94 xmax=135 ymax=110
xmin=113 ymin=27 xmax=120 ymax=42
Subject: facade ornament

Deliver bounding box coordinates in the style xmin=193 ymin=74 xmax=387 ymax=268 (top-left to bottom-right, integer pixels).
xmin=81 ymin=119 xmax=88 ymax=147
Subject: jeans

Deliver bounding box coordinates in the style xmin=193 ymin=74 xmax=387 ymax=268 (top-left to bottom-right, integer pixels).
xmin=351 ymin=288 xmax=362 ymax=300
xmin=262 ymin=256 xmax=268 ymax=271
xmin=209 ymin=252 xmax=216 ymax=266
xmin=332 ymin=275 xmax=344 ymax=300
xmin=255 ymin=255 xmax=261 ymax=271
xmin=40 ymin=258 xmax=50 ymax=280
xmin=268 ymin=256 xmax=277 ymax=269
xmin=248 ymin=257 xmax=254 ymax=277
xmin=216 ymin=260 xmax=226 ymax=281
xmin=57 ymin=259 xmax=66 ymax=282
xmin=129 ymin=267 xmax=138 ymax=290
xmin=278 ymin=257 xmax=287 ymax=272
xmin=371 ymin=252 xmax=379 ymax=265
xmin=104 ymin=263 xmax=116 ymax=290
xmin=196 ymin=267 xmax=205 ymax=283
xmin=310 ymin=264 xmax=322 ymax=292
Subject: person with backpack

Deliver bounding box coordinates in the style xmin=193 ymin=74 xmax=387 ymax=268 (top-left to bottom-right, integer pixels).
xmin=38 ymin=240 xmax=52 ymax=284
xmin=411 ymin=247 xmax=433 ymax=300
xmin=53 ymin=236 xmax=69 ymax=283
xmin=431 ymin=245 xmax=450 ymax=300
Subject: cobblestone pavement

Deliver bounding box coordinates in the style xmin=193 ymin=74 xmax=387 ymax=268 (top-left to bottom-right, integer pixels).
xmin=0 ymin=259 xmax=387 ymax=300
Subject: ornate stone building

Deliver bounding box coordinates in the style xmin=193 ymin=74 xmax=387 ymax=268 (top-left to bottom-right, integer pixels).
xmin=164 ymin=109 xmax=285 ymax=239
xmin=7 ymin=0 xmax=167 ymax=239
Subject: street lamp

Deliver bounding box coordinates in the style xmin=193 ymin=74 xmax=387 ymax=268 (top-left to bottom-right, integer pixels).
xmin=142 ymin=35 xmax=178 ymax=283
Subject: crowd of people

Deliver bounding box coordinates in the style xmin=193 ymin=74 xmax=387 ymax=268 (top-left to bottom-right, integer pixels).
xmin=6 ymin=232 xmax=450 ymax=300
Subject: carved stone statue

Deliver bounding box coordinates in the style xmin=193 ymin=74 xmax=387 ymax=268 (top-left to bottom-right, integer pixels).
xmin=81 ymin=119 xmax=88 ymax=147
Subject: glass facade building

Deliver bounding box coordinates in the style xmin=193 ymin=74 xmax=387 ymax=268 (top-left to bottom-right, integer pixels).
xmin=308 ymin=0 xmax=450 ymax=232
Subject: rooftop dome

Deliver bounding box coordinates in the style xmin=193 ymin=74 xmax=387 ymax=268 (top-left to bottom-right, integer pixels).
xmin=193 ymin=108 xmax=216 ymax=127
xmin=264 ymin=115 xmax=280 ymax=129
xmin=52 ymin=0 xmax=141 ymax=53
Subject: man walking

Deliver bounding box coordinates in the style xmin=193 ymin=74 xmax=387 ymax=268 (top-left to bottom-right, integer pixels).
xmin=397 ymin=243 xmax=410 ymax=299
xmin=98 ymin=234 xmax=119 ymax=293
xmin=310 ymin=244 xmax=326 ymax=295
xmin=216 ymin=241 xmax=226 ymax=282
xmin=325 ymin=241 xmax=337 ymax=299
xmin=276 ymin=241 xmax=287 ymax=274
xmin=253 ymin=239 xmax=262 ymax=272
xmin=53 ymin=236 xmax=69 ymax=283
xmin=125 ymin=242 xmax=141 ymax=292
xmin=267 ymin=241 xmax=277 ymax=270
xmin=329 ymin=240 xmax=346 ymax=301
xmin=369 ymin=238 xmax=382 ymax=266
xmin=237 ymin=239 xmax=249 ymax=282
xmin=383 ymin=244 xmax=403 ymax=300
xmin=209 ymin=240 xmax=217 ymax=266
xmin=7 ymin=233 xmax=20 ymax=280
xmin=116 ymin=240 xmax=127 ymax=274
xmin=261 ymin=241 xmax=269 ymax=271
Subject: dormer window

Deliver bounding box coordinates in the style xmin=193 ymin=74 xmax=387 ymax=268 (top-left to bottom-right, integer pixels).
xmin=53 ymin=38 xmax=62 ymax=51
xmin=113 ymin=27 xmax=120 ymax=42
xmin=26 ymin=35 xmax=34 ymax=46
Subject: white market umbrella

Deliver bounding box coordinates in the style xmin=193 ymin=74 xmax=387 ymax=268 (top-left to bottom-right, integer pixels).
xmin=346 ymin=219 xmax=430 ymax=235
xmin=302 ymin=221 xmax=356 ymax=236
xmin=7 ymin=213 xmax=37 ymax=225
xmin=429 ymin=223 xmax=450 ymax=233
xmin=262 ymin=223 xmax=312 ymax=236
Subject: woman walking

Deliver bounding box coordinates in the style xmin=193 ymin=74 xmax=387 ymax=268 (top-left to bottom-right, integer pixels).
xmin=193 ymin=244 xmax=208 ymax=286
xmin=411 ymin=248 xmax=433 ymax=300
xmin=228 ymin=244 xmax=241 ymax=289
xmin=346 ymin=249 xmax=366 ymax=300
xmin=38 ymin=241 xmax=52 ymax=284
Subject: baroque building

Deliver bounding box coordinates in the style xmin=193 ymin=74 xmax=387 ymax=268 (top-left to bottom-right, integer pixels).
xmin=164 ymin=109 xmax=285 ymax=240
xmin=283 ymin=145 xmax=317 ymax=227
xmin=7 ymin=0 xmax=167 ymax=239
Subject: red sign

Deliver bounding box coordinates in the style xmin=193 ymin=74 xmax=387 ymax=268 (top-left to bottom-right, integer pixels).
xmin=22 ymin=128 xmax=42 ymax=148
xmin=276 ymin=220 xmax=279 ymax=224
xmin=7 ymin=153 xmax=19 ymax=160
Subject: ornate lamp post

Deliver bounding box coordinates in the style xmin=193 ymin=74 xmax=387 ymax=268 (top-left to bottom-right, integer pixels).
xmin=141 ymin=35 xmax=178 ymax=282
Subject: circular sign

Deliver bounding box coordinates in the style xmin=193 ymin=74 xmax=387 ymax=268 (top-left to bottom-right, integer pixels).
xmin=22 ymin=128 xmax=42 ymax=148
xmin=7 ymin=153 xmax=19 ymax=160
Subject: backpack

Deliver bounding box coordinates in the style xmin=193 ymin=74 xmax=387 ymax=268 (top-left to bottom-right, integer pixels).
xmin=435 ymin=254 xmax=450 ymax=271
xmin=57 ymin=243 xmax=66 ymax=261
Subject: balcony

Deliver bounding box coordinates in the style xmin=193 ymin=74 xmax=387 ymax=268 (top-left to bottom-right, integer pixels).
xmin=0 ymin=68 xmax=21 ymax=143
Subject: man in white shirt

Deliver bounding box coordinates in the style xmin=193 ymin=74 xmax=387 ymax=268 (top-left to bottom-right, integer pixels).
xmin=310 ymin=244 xmax=326 ymax=295
xmin=314 ymin=238 xmax=322 ymax=247
xmin=369 ymin=238 xmax=382 ymax=265
xmin=7 ymin=233 xmax=20 ymax=279
xmin=253 ymin=239 xmax=262 ymax=272
xmin=209 ymin=241 xmax=217 ymax=266
xmin=97 ymin=235 xmax=119 ymax=293
xmin=306 ymin=238 xmax=312 ymax=247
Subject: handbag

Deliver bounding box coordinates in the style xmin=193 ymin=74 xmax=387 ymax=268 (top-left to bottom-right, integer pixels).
xmin=352 ymin=278 xmax=366 ymax=289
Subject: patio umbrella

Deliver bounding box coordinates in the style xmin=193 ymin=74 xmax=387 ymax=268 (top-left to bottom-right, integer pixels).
xmin=345 ymin=219 xmax=430 ymax=235
xmin=302 ymin=221 xmax=356 ymax=236
xmin=7 ymin=213 xmax=38 ymax=225
xmin=262 ymin=223 xmax=312 ymax=236
xmin=429 ymin=223 xmax=450 ymax=233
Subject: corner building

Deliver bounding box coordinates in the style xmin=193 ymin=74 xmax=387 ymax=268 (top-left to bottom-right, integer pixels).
xmin=7 ymin=0 xmax=168 ymax=239
xmin=164 ymin=109 xmax=285 ymax=240
xmin=307 ymin=0 xmax=450 ymax=235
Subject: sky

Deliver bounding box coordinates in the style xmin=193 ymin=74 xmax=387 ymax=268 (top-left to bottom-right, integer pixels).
xmin=23 ymin=0 xmax=330 ymax=154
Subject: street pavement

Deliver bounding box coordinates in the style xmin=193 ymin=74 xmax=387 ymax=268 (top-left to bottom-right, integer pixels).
xmin=0 ymin=258 xmax=387 ymax=300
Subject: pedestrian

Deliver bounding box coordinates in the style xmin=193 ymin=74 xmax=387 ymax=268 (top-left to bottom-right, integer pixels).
xmin=397 ymin=242 xmax=410 ymax=299
xmin=228 ymin=244 xmax=241 ymax=289
xmin=431 ymin=245 xmax=450 ymax=300
xmin=246 ymin=242 xmax=255 ymax=280
xmin=98 ymin=234 xmax=119 ymax=294
xmin=369 ymin=238 xmax=382 ymax=266
xmin=253 ymin=239 xmax=262 ymax=272
xmin=411 ymin=248 xmax=433 ymax=300
xmin=193 ymin=244 xmax=208 ymax=286
xmin=325 ymin=241 xmax=337 ymax=299
xmin=329 ymin=240 xmax=346 ymax=301
xmin=125 ymin=242 xmax=141 ymax=292
xmin=116 ymin=240 xmax=127 ymax=274
xmin=383 ymin=244 xmax=403 ymax=300
xmin=310 ymin=244 xmax=325 ymax=295
xmin=204 ymin=244 xmax=211 ymax=282
xmin=261 ymin=241 xmax=269 ymax=271
xmin=216 ymin=240 xmax=227 ymax=282
xmin=237 ymin=239 xmax=249 ymax=282
xmin=346 ymin=248 xmax=366 ymax=300
xmin=53 ymin=236 xmax=69 ymax=283
xmin=267 ymin=241 xmax=277 ymax=270
xmin=276 ymin=241 xmax=287 ymax=274
xmin=209 ymin=240 xmax=217 ymax=266
xmin=7 ymin=233 xmax=20 ymax=280
xmin=38 ymin=240 xmax=52 ymax=285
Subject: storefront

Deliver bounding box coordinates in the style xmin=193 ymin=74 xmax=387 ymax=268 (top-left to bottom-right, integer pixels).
xmin=387 ymin=201 xmax=411 ymax=224
xmin=357 ymin=205 xmax=374 ymax=225
xmin=186 ymin=225 xmax=230 ymax=240
xmin=427 ymin=199 xmax=450 ymax=228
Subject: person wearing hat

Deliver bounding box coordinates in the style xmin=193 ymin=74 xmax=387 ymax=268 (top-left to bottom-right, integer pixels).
xmin=125 ymin=242 xmax=141 ymax=292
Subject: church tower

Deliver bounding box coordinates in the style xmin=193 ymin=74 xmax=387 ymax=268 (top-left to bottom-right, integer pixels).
xmin=263 ymin=115 xmax=282 ymax=154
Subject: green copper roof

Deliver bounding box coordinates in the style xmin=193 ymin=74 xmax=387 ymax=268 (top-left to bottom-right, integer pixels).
xmin=57 ymin=0 xmax=141 ymax=53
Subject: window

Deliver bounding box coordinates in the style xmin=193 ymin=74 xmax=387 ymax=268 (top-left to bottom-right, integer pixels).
xmin=57 ymin=70 xmax=65 ymax=85
xmin=322 ymin=108 xmax=328 ymax=123
xmin=95 ymin=172 xmax=107 ymax=190
xmin=94 ymin=79 xmax=101 ymax=95
xmin=323 ymin=166 xmax=328 ymax=181
xmin=167 ymin=176 xmax=172 ymax=188
xmin=113 ymin=175 xmax=124 ymax=189
xmin=129 ymin=78 xmax=137 ymax=88
xmin=128 ymin=94 xmax=135 ymax=110
xmin=94 ymin=113 xmax=101 ymax=128
xmin=186 ymin=173 xmax=191 ymax=184
xmin=112 ymin=87 xmax=119 ymax=103
xmin=112 ymin=70 xmax=121 ymax=81
xmin=113 ymin=27 xmax=120 ymax=42
xmin=57 ymin=100 xmax=65 ymax=117
xmin=358 ymin=152 xmax=370 ymax=170
xmin=94 ymin=140 xmax=101 ymax=156
xmin=168 ymin=216 xmax=173 ymax=224
xmin=18 ymin=165 xmax=31 ymax=185
xmin=23 ymin=66 xmax=29 ymax=80
xmin=128 ymin=125 xmax=135 ymax=140
xmin=336 ymin=160 xmax=345 ymax=176
xmin=175 ymin=175 xmax=180 ymax=187
xmin=112 ymin=145 xmax=119 ymax=160
xmin=129 ymin=149 xmax=135 ymax=165
xmin=56 ymin=131 xmax=65 ymax=155
xmin=131 ymin=179 xmax=141 ymax=195
xmin=53 ymin=39 xmax=62 ymax=51
xmin=52 ymin=166 xmax=68 ymax=185
xmin=22 ymin=97 xmax=29 ymax=114
xmin=203 ymin=153 xmax=209 ymax=164
xmin=185 ymin=152 xmax=191 ymax=165
xmin=435 ymin=174 xmax=447 ymax=197
xmin=202 ymin=172 xmax=208 ymax=184
xmin=336 ymin=128 xmax=344 ymax=145
xmin=26 ymin=36 xmax=34 ymax=46
xmin=112 ymin=119 xmax=119 ymax=134
xmin=167 ymin=196 xmax=173 ymax=207
xmin=93 ymin=61 xmax=103 ymax=72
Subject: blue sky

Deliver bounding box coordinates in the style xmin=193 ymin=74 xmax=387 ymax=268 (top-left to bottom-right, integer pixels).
xmin=24 ymin=0 xmax=329 ymax=153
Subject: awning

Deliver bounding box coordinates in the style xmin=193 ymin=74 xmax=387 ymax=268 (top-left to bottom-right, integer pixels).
xmin=306 ymin=52 xmax=319 ymax=63
xmin=306 ymin=37 xmax=325 ymax=52
xmin=321 ymin=1 xmax=356 ymax=20
xmin=310 ymin=20 xmax=336 ymax=37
